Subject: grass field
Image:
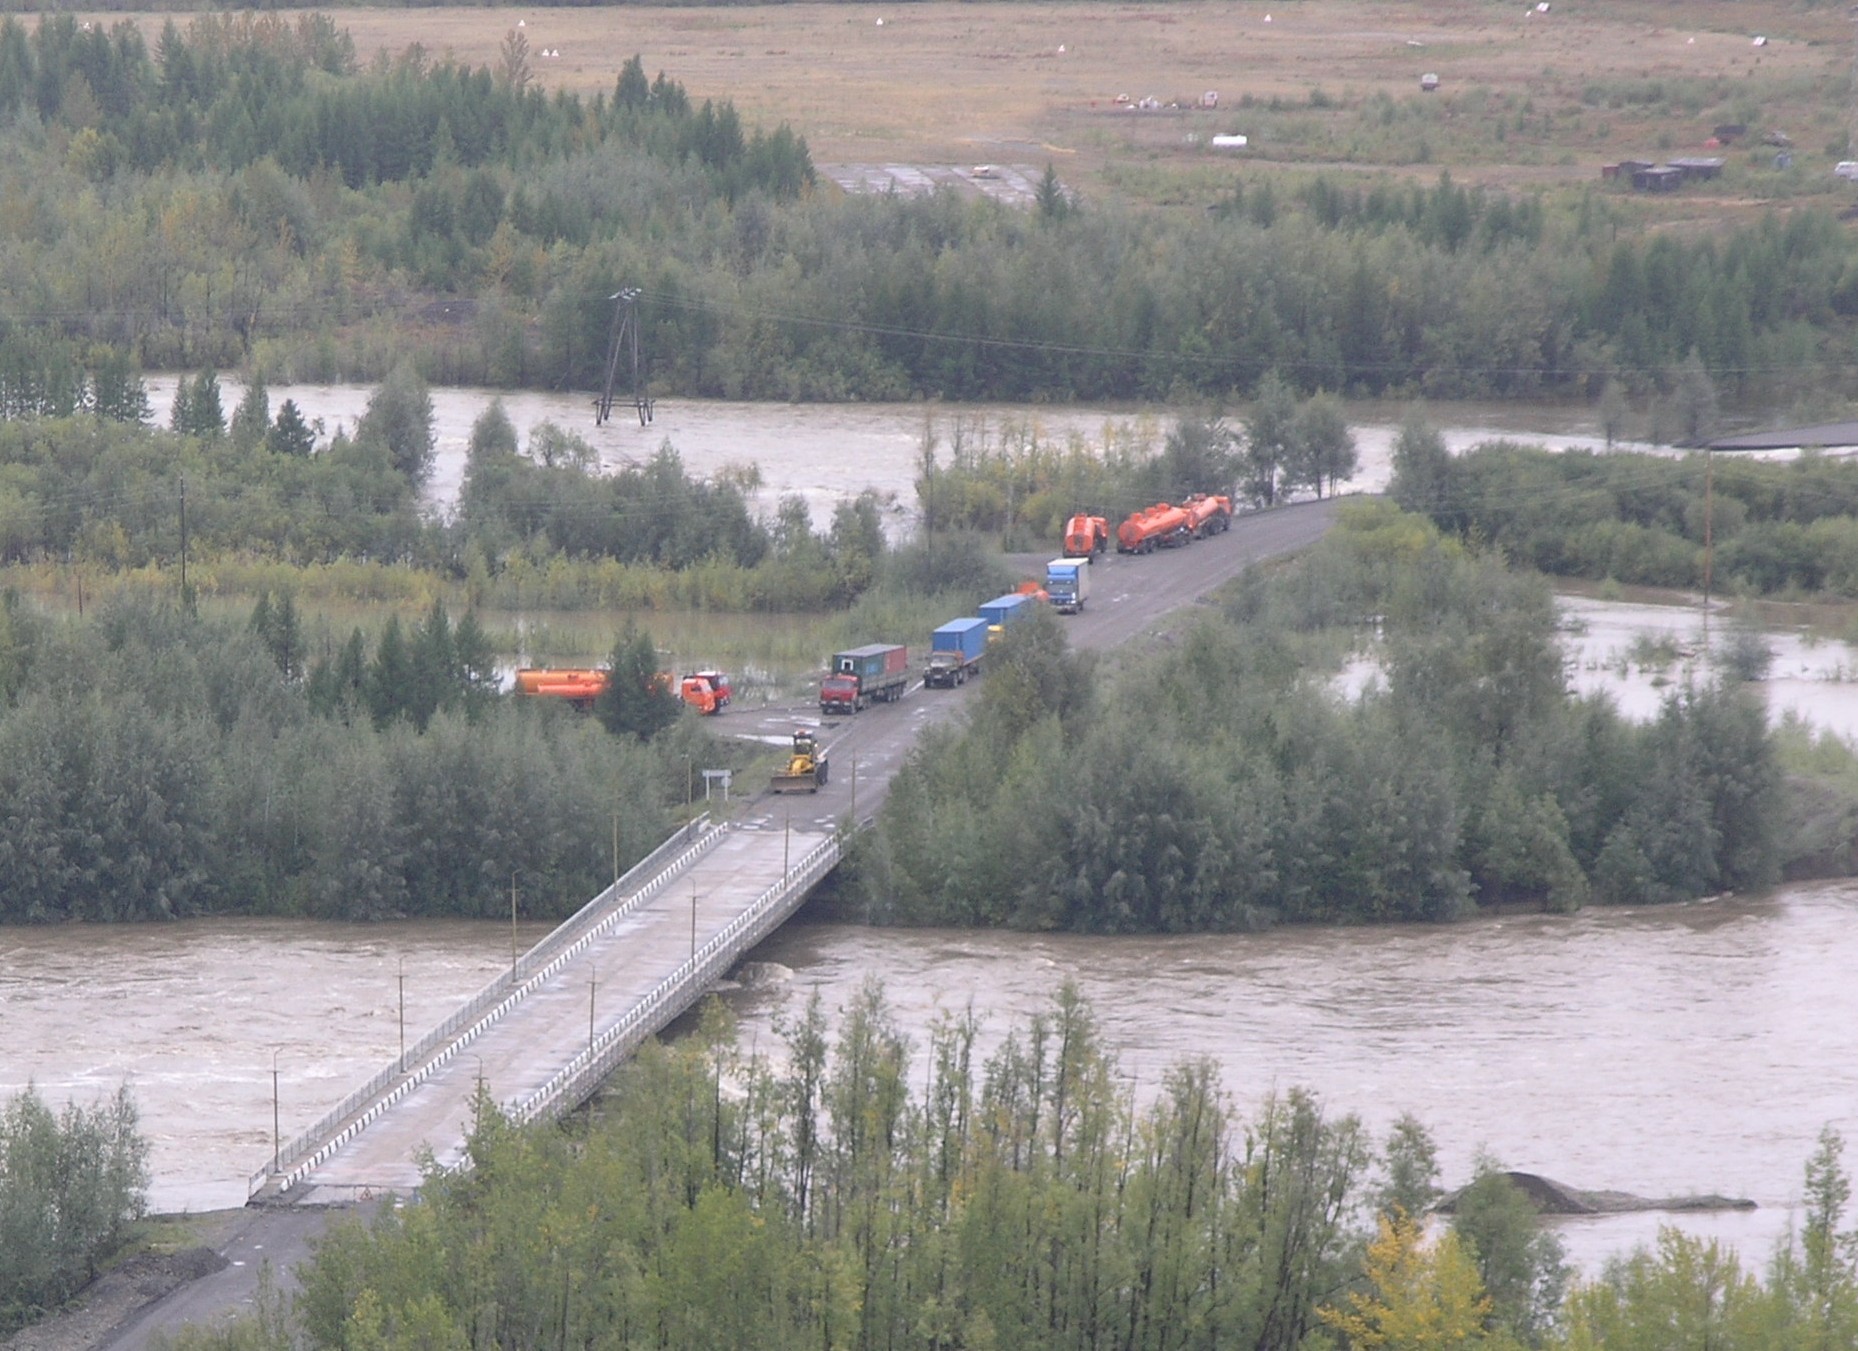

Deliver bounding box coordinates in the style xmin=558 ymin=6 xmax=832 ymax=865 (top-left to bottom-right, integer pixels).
xmin=147 ymin=0 xmax=1858 ymax=213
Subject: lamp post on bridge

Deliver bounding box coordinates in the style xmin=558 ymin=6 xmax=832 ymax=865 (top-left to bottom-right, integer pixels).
xmin=397 ymin=957 xmax=406 ymax=1074
xmin=509 ymin=871 xmax=519 ymax=986
xmin=271 ymin=1049 xmax=281 ymax=1175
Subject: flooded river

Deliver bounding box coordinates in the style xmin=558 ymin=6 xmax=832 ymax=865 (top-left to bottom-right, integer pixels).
xmin=6 ymin=390 xmax=1850 ymax=1278
xmin=4 ymin=886 xmax=1855 ymax=1277
xmin=143 ymin=379 xmax=1633 ymax=530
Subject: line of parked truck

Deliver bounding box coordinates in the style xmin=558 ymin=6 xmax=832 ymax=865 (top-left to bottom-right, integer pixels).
xmin=827 ymin=495 xmax=1230 ymax=711
xmin=782 ymin=494 xmax=1233 ymax=790
xmin=1065 ymin=494 xmax=1233 ymax=558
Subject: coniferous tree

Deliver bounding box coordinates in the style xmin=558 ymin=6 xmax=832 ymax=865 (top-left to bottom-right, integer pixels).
xmin=594 ymin=620 xmax=679 ymax=741
xmin=450 ymin=609 xmax=499 ymax=723
xmin=266 ymin=399 xmax=315 ymax=457
xmin=407 ymin=598 xmax=455 ymax=732
xmin=168 ymin=372 xmax=194 ymax=434
xmin=184 ymin=370 xmax=224 ymax=439
xmin=366 ymin=615 xmax=412 ymax=729
xmin=88 ymin=348 xmax=150 ymax=425
xmin=229 ymin=375 xmax=268 ymax=451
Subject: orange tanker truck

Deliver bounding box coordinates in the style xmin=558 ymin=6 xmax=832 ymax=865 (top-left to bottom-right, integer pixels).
xmin=515 ymin=667 xmax=732 ymax=714
xmin=1116 ymin=502 xmax=1194 ymax=554
xmin=1063 ymin=513 xmax=1110 ymax=558
xmin=1184 ymin=493 xmax=1233 ymax=538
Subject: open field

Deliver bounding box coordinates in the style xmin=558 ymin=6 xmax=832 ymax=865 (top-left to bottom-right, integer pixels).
xmin=88 ymin=0 xmax=1858 ymax=209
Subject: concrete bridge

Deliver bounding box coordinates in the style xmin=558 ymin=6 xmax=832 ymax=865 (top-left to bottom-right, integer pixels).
xmin=244 ymin=499 xmax=1345 ymax=1208
xmin=251 ymin=814 xmax=849 ymax=1203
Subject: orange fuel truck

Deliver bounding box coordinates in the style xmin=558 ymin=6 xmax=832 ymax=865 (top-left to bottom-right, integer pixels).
xmin=515 ymin=668 xmax=731 ymax=714
xmin=1063 ymin=513 xmax=1110 ymax=558
xmin=1116 ymin=503 xmax=1193 ymax=554
xmin=1184 ymin=493 xmax=1233 ymax=538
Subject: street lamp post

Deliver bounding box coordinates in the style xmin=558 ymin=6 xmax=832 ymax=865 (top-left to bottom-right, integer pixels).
xmin=397 ymin=957 xmax=406 ymax=1074
xmin=509 ymin=871 xmax=519 ymax=985
xmin=271 ymin=1049 xmax=281 ymax=1174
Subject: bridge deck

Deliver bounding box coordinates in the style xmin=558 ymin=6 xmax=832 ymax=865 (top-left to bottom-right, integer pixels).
xmin=265 ymin=823 xmax=837 ymax=1203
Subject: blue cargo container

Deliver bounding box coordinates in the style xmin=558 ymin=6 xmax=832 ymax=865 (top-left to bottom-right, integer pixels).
xmin=925 ymin=617 xmax=989 ymax=688
xmin=978 ymin=593 xmax=1034 ymax=630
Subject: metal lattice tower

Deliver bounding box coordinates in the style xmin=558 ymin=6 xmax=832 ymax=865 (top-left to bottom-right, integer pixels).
xmin=595 ymin=288 xmax=653 ymax=427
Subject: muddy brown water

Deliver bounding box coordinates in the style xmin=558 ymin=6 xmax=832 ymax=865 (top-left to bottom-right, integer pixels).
xmin=9 ymin=390 xmax=1849 ymax=1277
xmin=142 ymin=380 xmax=1635 ymax=531
xmin=4 ymin=886 xmax=1855 ymax=1277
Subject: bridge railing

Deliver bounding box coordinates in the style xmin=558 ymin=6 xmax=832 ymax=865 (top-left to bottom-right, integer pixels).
xmin=248 ymin=814 xmax=726 ymax=1200
xmin=510 ymin=831 xmax=843 ymax=1127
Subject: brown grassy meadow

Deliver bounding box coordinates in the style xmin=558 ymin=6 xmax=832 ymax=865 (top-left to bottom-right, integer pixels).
xmin=105 ymin=0 xmax=1842 ymax=209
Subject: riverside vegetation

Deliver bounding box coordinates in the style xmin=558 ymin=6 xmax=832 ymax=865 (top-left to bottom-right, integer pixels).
xmin=855 ymin=502 xmax=1791 ymax=929
xmin=1391 ymin=410 xmax=1858 ymax=603
xmin=145 ymin=987 xmax=1858 ymax=1351
xmin=0 ymin=1084 xmax=149 ymax=1338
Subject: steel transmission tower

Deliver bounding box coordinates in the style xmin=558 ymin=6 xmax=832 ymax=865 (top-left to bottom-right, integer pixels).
xmin=595 ymin=288 xmax=653 ymax=427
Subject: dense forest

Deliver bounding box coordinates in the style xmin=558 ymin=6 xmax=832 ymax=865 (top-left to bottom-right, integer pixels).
xmin=0 ymin=16 xmax=1851 ymax=407
xmin=151 ymin=988 xmax=1858 ymax=1351
xmin=857 ymin=503 xmax=1793 ymax=928
xmin=0 ymin=588 xmax=705 ymax=922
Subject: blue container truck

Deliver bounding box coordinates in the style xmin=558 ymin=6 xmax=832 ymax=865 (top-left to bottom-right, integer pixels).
xmin=978 ymin=593 xmax=1034 ymax=635
xmin=925 ymin=617 xmax=989 ymax=687
xmin=1045 ymin=558 xmax=1089 ymax=613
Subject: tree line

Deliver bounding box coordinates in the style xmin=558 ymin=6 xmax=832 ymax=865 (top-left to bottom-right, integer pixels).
xmin=1393 ymin=415 xmax=1858 ymax=600
xmin=0 ymin=372 xmax=896 ymax=614
xmin=857 ymin=503 xmax=1786 ymax=930
xmin=915 ymin=396 xmax=1357 ymax=550
xmin=153 ymin=986 xmax=1858 ymax=1351
xmin=0 ymin=17 xmax=1848 ymax=406
xmin=0 ymin=591 xmax=721 ymax=923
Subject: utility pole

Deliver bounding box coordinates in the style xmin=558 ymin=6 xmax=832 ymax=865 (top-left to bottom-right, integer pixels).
xmin=510 ymin=872 xmax=518 ymax=985
xmin=589 ymin=974 xmax=597 ymax=1055
xmin=397 ymin=958 xmax=406 ymax=1074
xmin=271 ymin=1050 xmax=280 ymax=1174
xmin=689 ymin=877 xmax=697 ymax=959
xmin=1703 ymin=448 xmax=1714 ymax=655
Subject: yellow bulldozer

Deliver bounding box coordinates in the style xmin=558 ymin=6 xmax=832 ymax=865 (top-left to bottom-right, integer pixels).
xmin=771 ymin=729 xmax=830 ymax=794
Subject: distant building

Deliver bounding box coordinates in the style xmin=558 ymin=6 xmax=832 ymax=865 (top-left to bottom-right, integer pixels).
xmin=1632 ymin=165 xmax=1685 ymax=192
xmin=1668 ymin=156 xmax=1725 ymax=181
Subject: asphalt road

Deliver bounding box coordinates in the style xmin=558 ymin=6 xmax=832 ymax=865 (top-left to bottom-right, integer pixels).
xmin=95 ymin=497 xmax=1343 ymax=1350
